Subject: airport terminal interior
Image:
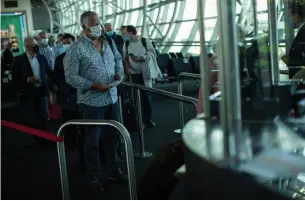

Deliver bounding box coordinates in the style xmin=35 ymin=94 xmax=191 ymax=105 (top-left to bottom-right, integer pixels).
xmin=1 ymin=0 xmax=305 ymax=199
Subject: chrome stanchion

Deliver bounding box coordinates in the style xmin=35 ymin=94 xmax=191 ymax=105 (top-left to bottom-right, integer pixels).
xmin=57 ymin=120 xmax=137 ymax=200
xmin=134 ymin=89 xmax=152 ymax=158
xmin=177 ymin=72 xmax=201 ymax=134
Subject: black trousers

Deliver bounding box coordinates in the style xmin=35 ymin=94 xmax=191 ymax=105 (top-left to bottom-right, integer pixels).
xmin=61 ymin=108 xmax=79 ymax=146
xmin=130 ymin=74 xmax=153 ymax=121
xmin=20 ymin=87 xmax=48 ymax=130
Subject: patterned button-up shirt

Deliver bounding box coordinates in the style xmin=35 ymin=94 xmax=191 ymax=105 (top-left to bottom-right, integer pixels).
xmin=63 ymin=34 xmax=123 ymax=107
xmin=38 ymin=44 xmax=55 ymax=70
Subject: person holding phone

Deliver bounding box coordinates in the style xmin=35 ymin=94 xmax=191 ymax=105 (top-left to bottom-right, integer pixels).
xmin=122 ymin=25 xmax=156 ymax=127
xmin=12 ymin=37 xmax=56 ymax=131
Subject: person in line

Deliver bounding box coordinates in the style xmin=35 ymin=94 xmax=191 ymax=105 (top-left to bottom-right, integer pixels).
xmin=122 ymin=25 xmax=157 ymax=127
xmin=118 ymin=25 xmax=126 ymax=36
xmin=64 ymin=11 xmax=126 ymax=193
xmin=53 ymin=33 xmax=78 ymax=147
xmin=56 ymin=34 xmax=64 ymax=45
xmin=48 ymin=35 xmax=56 ymax=48
xmin=281 ymin=2 xmax=305 ymax=78
xmin=37 ymin=31 xmax=55 ymax=70
xmin=12 ymin=37 xmax=56 ymax=130
xmin=2 ymin=42 xmax=14 ymax=73
xmin=104 ymin=22 xmax=124 ymax=56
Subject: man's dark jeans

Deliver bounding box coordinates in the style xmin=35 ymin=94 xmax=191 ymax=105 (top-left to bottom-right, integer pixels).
xmin=130 ymin=74 xmax=153 ymax=121
xmin=81 ymin=103 xmax=120 ymax=182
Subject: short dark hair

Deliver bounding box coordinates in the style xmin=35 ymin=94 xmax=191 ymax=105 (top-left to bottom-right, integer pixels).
xmin=62 ymin=33 xmax=75 ymax=42
xmin=288 ymin=1 xmax=305 ymax=18
xmin=126 ymin=25 xmax=137 ymax=35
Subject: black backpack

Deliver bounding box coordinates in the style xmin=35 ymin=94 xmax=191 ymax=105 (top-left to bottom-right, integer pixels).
xmin=125 ymin=37 xmax=147 ymax=55
xmin=106 ymin=35 xmax=115 ymax=54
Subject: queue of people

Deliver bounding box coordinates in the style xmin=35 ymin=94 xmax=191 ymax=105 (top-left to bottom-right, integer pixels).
xmin=11 ymin=10 xmax=160 ymax=194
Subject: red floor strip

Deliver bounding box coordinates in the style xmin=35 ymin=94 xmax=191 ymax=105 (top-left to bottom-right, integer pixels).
xmin=1 ymin=120 xmax=64 ymax=142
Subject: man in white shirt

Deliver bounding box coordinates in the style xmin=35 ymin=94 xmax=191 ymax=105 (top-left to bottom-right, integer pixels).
xmin=122 ymin=25 xmax=156 ymax=127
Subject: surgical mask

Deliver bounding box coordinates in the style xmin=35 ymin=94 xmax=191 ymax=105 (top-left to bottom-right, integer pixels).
xmin=89 ymin=25 xmax=102 ymax=38
xmin=106 ymin=31 xmax=114 ymax=36
xmin=123 ymin=35 xmax=131 ymax=41
xmin=62 ymin=44 xmax=72 ymax=51
xmin=41 ymin=39 xmax=48 ymax=45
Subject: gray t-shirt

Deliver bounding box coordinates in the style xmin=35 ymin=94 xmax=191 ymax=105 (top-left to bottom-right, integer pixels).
xmin=123 ymin=36 xmax=155 ymax=74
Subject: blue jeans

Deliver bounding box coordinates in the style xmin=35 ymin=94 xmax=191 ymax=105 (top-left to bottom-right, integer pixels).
xmin=81 ymin=103 xmax=120 ymax=182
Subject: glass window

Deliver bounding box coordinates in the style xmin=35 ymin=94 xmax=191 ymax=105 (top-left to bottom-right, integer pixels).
xmin=173 ymin=21 xmax=195 ymax=41
xmin=183 ymin=0 xmax=197 ymax=20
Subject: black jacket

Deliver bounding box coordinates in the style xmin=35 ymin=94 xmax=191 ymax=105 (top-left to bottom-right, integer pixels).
xmin=53 ymin=52 xmax=77 ymax=110
xmin=12 ymin=53 xmax=55 ymax=100
xmin=108 ymin=32 xmax=124 ymax=56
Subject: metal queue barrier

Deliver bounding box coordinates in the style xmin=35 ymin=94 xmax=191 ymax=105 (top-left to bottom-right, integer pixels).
xmin=177 ymin=72 xmax=219 ymax=132
xmin=56 ymin=120 xmax=136 ymax=200
xmin=119 ymin=81 xmax=198 ymax=158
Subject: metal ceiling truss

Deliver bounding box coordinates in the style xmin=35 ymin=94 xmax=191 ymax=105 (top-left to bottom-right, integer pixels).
xmin=49 ymin=0 xmax=285 ymax=54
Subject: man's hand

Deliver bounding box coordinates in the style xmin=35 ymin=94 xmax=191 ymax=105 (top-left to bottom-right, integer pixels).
xmin=125 ymin=67 xmax=133 ymax=75
xmin=130 ymin=55 xmax=144 ymax=63
xmin=115 ymin=72 xmax=122 ymax=81
xmin=91 ymin=83 xmax=110 ymax=92
xmin=28 ymin=76 xmax=41 ymax=84
xmin=281 ymin=55 xmax=289 ymax=65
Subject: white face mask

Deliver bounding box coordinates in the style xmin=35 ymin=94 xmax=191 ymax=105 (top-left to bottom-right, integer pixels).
xmin=89 ymin=25 xmax=102 ymax=38
xmin=41 ymin=39 xmax=48 ymax=45
xmin=63 ymin=44 xmax=72 ymax=51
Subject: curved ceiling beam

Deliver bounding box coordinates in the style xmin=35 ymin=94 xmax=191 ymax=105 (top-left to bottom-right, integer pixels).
xmin=41 ymin=0 xmax=54 ymax=33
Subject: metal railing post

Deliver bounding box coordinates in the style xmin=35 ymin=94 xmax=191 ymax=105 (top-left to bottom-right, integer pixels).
xmin=268 ymin=0 xmax=280 ymax=84
xmin=134 ymin=89 xmax=152 ymax=158
xmin=118 ymin=95 xmax=124 ymax=124
xmin=56 ymin=120 xmax=137 ymax=200
xmin=177 ymin=73 xmax=201 ymax=133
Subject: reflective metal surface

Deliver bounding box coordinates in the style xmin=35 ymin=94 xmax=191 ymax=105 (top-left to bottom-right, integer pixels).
xmin=183 ymin=117 xmax=305 ymax=164
xmin=178 ymin=72 xmax=201 ymax=130
xmin=57 ymin=120 xmax=136 ymax=200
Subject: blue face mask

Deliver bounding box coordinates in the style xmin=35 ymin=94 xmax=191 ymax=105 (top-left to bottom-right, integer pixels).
xmin=123 ymin=35 xmax=131 ymax=41
xmin=106 ymin=31 xmax=114 ymax=36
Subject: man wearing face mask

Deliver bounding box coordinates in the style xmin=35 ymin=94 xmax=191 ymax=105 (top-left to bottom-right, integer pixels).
xmin=12 ymin=37 xmax=55 ymax=131
xmin=38 ymin=31 xmax=55 ymax=70
xmin=53 ymin=33 xmax=79 ymax=148
xmin=122 ymin=25 xmax=157 ymax=127
xmin=64 ymin=11 xmax=126 ymax=193
xmin=281 ymin=2 xmax=305 ymax=78
xmin=104 ymin=22 xmax=124 ymax=56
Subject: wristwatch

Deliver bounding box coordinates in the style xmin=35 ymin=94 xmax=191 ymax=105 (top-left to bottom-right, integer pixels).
xmin=140 ymin=57 xmax=145 ymax=62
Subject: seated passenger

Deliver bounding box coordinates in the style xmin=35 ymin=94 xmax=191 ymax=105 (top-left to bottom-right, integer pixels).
xmin=281 ymin=2 xmax=305 ymax=78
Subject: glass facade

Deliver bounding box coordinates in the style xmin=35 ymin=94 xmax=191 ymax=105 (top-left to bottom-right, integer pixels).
xmin=54 ymin=0 xmax=286 ymax=55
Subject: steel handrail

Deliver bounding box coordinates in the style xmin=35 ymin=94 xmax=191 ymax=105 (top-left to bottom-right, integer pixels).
xmin=56 ymin=120 xmax=136 ymax=200
xmin=120 ymin=81 xmax=198 ymax=155
xmin=177 ymin=72 xmax=201 ymax=130
xmin=122 ymin=81 xmax=198 ymax=107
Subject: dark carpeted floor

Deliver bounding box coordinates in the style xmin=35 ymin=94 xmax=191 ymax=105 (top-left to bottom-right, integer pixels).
xmin=1 ymin=82 xmax=199 ymax=200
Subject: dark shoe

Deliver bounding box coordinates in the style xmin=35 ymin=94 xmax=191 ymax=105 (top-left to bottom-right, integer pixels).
xmin=108 ymin=168 xmax=128 ymax=183
xmin=87 ymin=179 xmax=104 ymax=193
xmin=145 ymin=120 xmax=155 ymax=128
